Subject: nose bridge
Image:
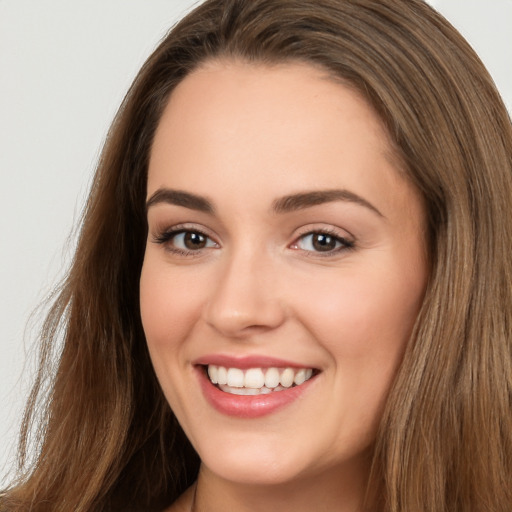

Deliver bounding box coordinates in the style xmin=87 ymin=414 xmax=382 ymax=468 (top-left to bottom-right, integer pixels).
xmin=203 ymin=242 xmax=285 ymax=337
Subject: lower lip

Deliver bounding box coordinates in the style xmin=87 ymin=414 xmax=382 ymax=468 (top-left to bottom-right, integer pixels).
xmin=197 ymin=367 xmax=316 ymax=418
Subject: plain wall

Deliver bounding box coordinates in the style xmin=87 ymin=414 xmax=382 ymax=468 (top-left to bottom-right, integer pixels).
xmin=1 ymin=0 xmax=511 ymax=482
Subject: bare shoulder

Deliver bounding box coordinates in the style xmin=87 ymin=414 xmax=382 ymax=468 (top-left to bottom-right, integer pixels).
xmin=161 ymin=484 xmax=196 ymax=512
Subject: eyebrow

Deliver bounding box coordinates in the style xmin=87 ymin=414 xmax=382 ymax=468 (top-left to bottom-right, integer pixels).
xmin=146 ymin=187 xmax=383 ymax=218
xmin=272 ymin=189 xmax=384 ymax=217
xmin=146 ymin=188 xmax=215 ymax=214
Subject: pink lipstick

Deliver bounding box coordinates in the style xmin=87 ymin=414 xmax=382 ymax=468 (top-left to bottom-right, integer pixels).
xmin=194 ymin=355 xmax=318 ymax=418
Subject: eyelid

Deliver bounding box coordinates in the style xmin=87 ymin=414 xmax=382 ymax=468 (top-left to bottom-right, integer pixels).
xmin=151 ymin=223 xmax=220 ymax=255
xmin=151 ymin=222 xmax=217 ymax=239
xmin=150 ymin=222 xmax=355 ymax=257
xmin=289 ymin=226 xmax=355 ymax=256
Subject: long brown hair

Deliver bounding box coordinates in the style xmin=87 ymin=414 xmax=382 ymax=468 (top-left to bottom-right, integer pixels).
xmin=2 ymin=0 xmax=511 ymax=510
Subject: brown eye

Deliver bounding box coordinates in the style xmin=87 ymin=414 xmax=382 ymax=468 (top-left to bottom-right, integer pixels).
xmin=153 ymin=229 xmax=217 ymax=253
xmin=294 ymin=231 xmax=354 ymax=254
xmin=183 ymin=231 xmax=207 ymax=250
xmin=312 ymin=233 xmax=337 ymax=252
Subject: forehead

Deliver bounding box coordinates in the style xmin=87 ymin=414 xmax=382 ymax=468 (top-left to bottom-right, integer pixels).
xmin=148 ymin=60 xmax=417 ymax=221
xmin=150 ymin=60 xmax=393 ymax=166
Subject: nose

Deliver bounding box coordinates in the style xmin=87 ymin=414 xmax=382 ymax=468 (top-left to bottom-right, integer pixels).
xmin=203 ymin=250 xmax=286 ymax=339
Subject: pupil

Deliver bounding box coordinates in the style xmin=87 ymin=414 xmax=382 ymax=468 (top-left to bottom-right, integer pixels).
xmin=184 ymin=232 xmax=206 ymax=249
xmin=312 ymin=233 xmax=336 ymax=251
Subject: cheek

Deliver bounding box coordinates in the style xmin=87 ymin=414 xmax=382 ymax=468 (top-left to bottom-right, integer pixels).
xmin=139 ymin=255 xmax=205 ymax=351
xmin=292 ymin=264 xmax=424 ymax=442
xmin=292 ymin=257 xmax=425 ymax=387
xmin=139 ymin=255 xmax=206 ymax=415
xmin=302 ymin=276 xmax=419 ymax=347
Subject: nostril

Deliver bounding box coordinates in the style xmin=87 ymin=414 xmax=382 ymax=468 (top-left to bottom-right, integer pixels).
xmin=202 ymin=264 xmax=286 ymax=336
xmin=203 ymin=306 xmax=286 ymax=338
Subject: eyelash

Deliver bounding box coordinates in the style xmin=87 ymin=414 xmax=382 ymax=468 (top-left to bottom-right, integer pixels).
xmin=152 ymin=226 xmax=217 ymax=257
xmin=152 ymin=226 xmax=355 ymax=257
xmin=291 ymin=228 xmax=355 ymax=256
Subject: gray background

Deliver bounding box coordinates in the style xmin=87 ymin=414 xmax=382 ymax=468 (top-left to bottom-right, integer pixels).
xmin=1 ymin=0 xmax=511 ymax=481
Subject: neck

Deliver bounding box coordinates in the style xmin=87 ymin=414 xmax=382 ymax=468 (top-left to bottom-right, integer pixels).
xmin=191 ymin=457 xmax=374 ymax=512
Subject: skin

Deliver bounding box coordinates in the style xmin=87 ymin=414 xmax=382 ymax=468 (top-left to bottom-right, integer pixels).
xmin=140 ymin=60 xmax=428 ymax=512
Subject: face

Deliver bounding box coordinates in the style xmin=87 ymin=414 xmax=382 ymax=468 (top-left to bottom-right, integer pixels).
xmin=140 ymin=61 xmax=427 ymax=488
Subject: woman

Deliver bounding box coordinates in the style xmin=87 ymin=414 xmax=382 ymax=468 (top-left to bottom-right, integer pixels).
xmin=2 ymin=0 xmax=511 ymax=510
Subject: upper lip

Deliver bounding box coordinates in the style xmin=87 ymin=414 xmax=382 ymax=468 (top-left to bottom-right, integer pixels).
xmin=193 ymin=354 xmax=317 ymax=369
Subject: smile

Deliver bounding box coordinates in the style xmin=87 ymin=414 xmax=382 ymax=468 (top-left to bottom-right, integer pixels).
xmin=194 ymin=355 xmax=321 ymax=418
xmin=207 ymin=365 xmax=315 ymax=395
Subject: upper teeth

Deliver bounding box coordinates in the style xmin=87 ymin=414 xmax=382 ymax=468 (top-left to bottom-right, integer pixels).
xmin=207 ymin=365 xmax=313 ymax=389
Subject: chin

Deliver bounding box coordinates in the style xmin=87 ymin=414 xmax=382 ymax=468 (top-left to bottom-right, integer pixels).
xmin=194 ymin=434 xmax=314 ymax=486
xmin=203 ymin=457 xmax=308 ymax=486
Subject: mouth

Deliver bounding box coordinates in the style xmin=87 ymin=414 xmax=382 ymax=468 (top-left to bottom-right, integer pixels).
xmin=203 ymin=365 xmax=317 ymax=396
xmin=194 ymin=355 xmax=320 ymax=418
